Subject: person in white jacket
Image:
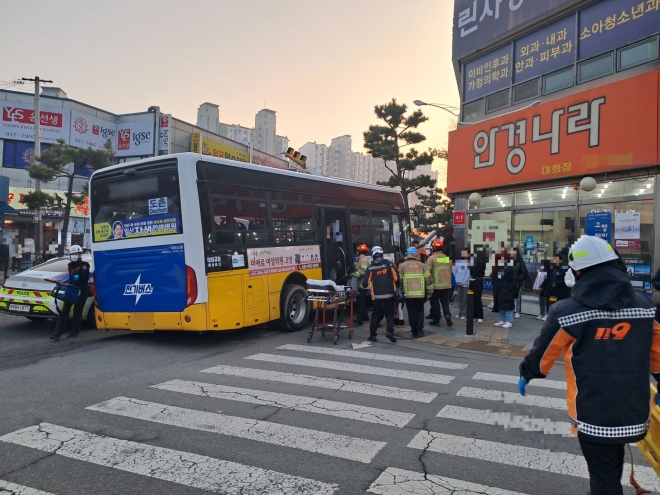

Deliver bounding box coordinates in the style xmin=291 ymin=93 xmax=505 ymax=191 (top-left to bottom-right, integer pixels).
xmin=532 ymin=261 xmax=549 ymax=321
xmin=452 ymin=249 xmax=472 ymax=319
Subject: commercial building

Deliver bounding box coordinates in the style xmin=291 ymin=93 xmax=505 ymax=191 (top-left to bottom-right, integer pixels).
xmin=0 ymin=89 xmax=289 ymax=259
xmin=447 ymin=0 xmax=660 ymax=293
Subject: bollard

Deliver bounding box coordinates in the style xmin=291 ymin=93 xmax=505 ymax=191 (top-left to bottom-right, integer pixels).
xmin=466 ymin=290 xmax=474 ymax=336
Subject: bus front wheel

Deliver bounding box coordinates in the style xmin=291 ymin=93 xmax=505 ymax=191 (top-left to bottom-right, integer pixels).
xmin=280 ymin=284 xmax=309 ymax=332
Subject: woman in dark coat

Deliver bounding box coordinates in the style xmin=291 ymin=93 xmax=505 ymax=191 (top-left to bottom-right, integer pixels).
xmin=469 ymin=246 xmax=488 ymax=322
xmin=511 ymin=248 xmax=528 ymax=318
xmin=492 ymin=252 xmax=519 ymax=328
xmin=540 ymin=256 xmax=571 ymax=302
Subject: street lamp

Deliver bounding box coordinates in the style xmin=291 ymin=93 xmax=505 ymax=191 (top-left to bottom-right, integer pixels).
xmin=434 ymin=205 xmax=445 ymax=215
xmin=413 ymin=100 xmax=459 ymax=117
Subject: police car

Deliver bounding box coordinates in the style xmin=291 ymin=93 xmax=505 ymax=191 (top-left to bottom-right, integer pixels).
xmin=0 ymin=255 xmax=96 ymax=326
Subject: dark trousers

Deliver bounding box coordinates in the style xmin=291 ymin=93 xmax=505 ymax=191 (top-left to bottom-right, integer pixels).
xmin=406 ymin=298 xmax=425 ymax=335
xmin=356 ymin=288 xmax=369 ymax=321
xmin=53 ymin=300 xmax=85 ymax=338
xmin=469 ymin=280 xmax=484 ymax=320
xmin=578 ymin=438 xmax=625 ymax=495
xmin=370 ymin=298 xmax=394 ymax=337
xmin=430 ymin=289 xmax=451 ymax=322
xmin=1 ymin=255 xmax=7 ymax=279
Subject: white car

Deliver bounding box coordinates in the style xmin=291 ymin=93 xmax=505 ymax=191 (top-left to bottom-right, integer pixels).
xmin=0 ymin=255 xmax=96 ymax=327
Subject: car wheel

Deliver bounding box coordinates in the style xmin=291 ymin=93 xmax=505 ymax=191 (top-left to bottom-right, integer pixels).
xmin=278 ymin=284 xmax=309 ymax=332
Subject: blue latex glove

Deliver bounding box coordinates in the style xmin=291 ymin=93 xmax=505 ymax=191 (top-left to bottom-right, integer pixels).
xmin=654 ymin=392 xmax=660 ymax=407
xmin=73 ymin=274 xmax=80 ymax=281
xmin=518 ymin=378 xmax=528 ymax=397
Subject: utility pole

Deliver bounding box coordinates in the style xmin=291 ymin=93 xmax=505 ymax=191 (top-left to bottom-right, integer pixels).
xmin=21 ymin=76 xmax=52 ymax=258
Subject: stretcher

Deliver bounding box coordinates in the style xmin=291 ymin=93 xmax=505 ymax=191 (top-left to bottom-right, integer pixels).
xmin=636 ymin=383 xmax=660 ymax=477
xmin=305 ymin=279 xmax=354 ymax=345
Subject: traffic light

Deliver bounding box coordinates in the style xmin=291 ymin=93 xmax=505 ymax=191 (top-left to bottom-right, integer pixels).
xmin=285 ymin=147 xmax=307 ymax=168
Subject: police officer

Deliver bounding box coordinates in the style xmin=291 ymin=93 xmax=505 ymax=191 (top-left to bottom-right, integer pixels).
xmin=398 ymin=247 xmax=433 ymax=338
xmin=353 ymin=243 xmax=370 ymax=326
xmin=363 ymin=246 xmax=398 ymax=343
xmin=50 ymin=245 xmax=90 ymax=341
xmin=426 ymin=239 xmax=453 ymax=327
xmin=519 ymin=236 xmax=660 ymax=495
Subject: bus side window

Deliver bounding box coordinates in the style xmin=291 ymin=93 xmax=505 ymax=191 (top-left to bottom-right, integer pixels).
xmin=272 ymin=203 xmax=314 ymax=245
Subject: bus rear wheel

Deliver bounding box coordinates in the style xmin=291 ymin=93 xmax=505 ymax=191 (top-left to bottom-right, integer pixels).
xmin=279 ymin=284 xmax=309 ymax=332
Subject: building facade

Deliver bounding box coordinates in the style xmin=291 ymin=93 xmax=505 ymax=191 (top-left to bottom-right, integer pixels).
xmin=447 ymin=0 xmax=660 ymax=294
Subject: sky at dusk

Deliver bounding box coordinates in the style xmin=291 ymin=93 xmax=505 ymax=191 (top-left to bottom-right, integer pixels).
xmin=0 ymin=0 xmax=458 ymax=178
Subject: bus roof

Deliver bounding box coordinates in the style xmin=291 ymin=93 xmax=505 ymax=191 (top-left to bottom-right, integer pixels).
xmin=92 ymin=152 xmax=403 ymax=197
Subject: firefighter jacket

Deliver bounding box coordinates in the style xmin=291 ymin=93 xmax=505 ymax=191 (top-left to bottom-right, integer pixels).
xmin=398 ymin=254 xmax=433 ymax=299
xmin=427 ymin=251 xmax=452 ymax=290
xmin=354 ymin=254 xmax=370 ymax=289
xmin=363 ymin=257 xmax=399 ymax=300
xmin=520 ymin=264 xmax=660 ymax=444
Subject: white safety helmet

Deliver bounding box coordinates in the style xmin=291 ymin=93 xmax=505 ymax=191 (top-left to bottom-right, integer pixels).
xmin=372 ymin=246 xmax=383 ymax=256
xmin=568 ymin=235 xmax=618 ymax=271
xmin=69 ymin=245 xmax=83 ymax=255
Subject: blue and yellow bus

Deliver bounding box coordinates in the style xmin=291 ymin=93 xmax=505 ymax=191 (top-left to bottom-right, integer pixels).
xmin=89 ymin=153 xmax=405 ymax=332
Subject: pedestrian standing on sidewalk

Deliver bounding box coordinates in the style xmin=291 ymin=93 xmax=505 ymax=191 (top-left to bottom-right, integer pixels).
xmin=427 ymin=239 xmax=453 ymax=327
xmin=533 ymin=261 xmax=549 ymax=321
xmin=519 ymin=235 xmax=660 ymax=495
xmin=453 ymin=249 xmax=471 ymax=320
xmin=492 ymin=252 xmax=518 ymax=329
xmin=469 ymin=246 xmax=488 ymax=323
xmin=511 ymin=248 xmax=528 ymax=318
xmin=353 ymin=243 xmax=371 ymax=326
xmin=363 ymin=246 xmax=398 ymax=343
xmin=398 ymin=247 xmax=433 ymax=338
xmin=540 ymin=256 xmax=571 ymax=308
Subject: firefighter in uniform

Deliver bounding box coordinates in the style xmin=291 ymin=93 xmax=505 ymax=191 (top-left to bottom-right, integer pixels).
xmin=363 ymin=246 xmax=398 ymax=343
xmin=353 ymin=243 xmax=371 ymax=325
xmin=50 ymin=245 xmax=90 ymax=341
xmin=520 ymin=235 xmax=660 ymax=495
xmin=426 ymin=239 xmax=453 ymax=327
xmin=398 ymin=247 xmax=433 ymax=338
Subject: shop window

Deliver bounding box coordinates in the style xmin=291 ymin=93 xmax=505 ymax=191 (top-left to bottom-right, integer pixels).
xmin=486 ymin=90 xmax=509 ymax=113
xmin=512 ymin=78 xmax=539 ymax=104
xmin=617 ymin=36 xmax=659 ymax=72
xmin=542 ymin=67 xmax=573 ymax=95
xmin=468 ymin=193 xmax=512 ymax=210
xmin=580 ymin=177 xmax=654 ymax=201
xmin=272 ymin=203 xmax=314 ymax=244
xmin=2 ymin=140 xmax=51 ymax=169
xmin=515 ymin=186 xmax=575 ymax=206
xmin=578 ymin=53 xmax=613 ymax=83
xmin=462 ymin=99 xmax=485 ymax=121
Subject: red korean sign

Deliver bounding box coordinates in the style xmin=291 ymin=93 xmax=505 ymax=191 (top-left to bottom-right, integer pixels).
xmin=453 ymin=210 xmax=466 ymax=228
xmin=447 ymin=70 xmax=659 ymax=194
xmin=0 ymin=101 xmax=71 ymax=144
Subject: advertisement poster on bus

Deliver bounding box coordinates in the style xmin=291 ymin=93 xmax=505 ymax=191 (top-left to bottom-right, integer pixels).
xmin=247 ymin=245 xmax=321 ymax=277
xmin=93 ymin=213 xmax=181 ymax=242
xmin=1 ymin=101 xmax=71 ymax=144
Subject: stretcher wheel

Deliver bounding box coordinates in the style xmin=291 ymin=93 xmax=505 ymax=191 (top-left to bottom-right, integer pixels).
xmin=333 ymin=334 xmax=339 ymax=345
xmin=349 ymin=329 xmax=353 ymax=339
xmin=307 ymin=331 xmax=313 ymax=343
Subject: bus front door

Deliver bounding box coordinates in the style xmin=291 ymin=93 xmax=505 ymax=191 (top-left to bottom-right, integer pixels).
xmin=317 ymin=207 xmax=350 ymax=284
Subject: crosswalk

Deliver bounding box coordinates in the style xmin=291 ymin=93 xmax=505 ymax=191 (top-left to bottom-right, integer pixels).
xmin=0 ymin=338 xmax=655 ymax=494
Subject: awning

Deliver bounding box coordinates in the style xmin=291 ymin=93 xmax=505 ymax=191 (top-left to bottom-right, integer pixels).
xmin=0 ymin=202 xmax=18 ymax=214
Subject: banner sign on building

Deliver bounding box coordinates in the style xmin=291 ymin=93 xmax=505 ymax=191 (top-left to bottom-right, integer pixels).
xmin=463 ymin=44 xmax=512 ymax=101
xmin=447 ymin=70 xmax=659 ymax=194
xmin=585 ymin=211 xmax=612 ymax=243
xmin=70 ymin=111 xmax=117 ymax=150
xmin=453 ymin=210 xmax=467 ymax=228
xmin=514 ymin=14 xmax=576 ymax=83
xmin=578 ymin=0 xmax=660 ymax=60
xmin=1 ymin=101 xmax=70 ymax=144
xmin=6 ymin=186 xmax=87 ymax=217
xmin=247 ymin=245 xmax=321 ymax=277
xmin=159 ymin=114 xmax=172 ymax=155
xmin=115 ymin=120 xmax=155 ymax=157
xmin=453 ymin=0 xmax=580 ymax=60
xmin=191 ymin=132 xmax=250 ymax=163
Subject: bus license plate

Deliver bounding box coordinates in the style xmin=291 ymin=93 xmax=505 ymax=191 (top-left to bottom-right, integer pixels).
xmin=9 ymin=304 xmax=30 ymax=312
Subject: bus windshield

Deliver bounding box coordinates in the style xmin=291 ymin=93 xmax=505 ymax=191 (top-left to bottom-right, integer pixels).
xmin=91 ymin=164 xmax=182 ymax=243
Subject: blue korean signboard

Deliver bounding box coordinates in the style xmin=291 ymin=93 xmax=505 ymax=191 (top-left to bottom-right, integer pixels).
xmin=463 ymin=43 xmax=512 ymax=101
xmin=525 ymin=235 xmax=534 ymax=250
xmin=585 ymin=211 xmax=612 ymax=243
xmin=579 ymin=0 xmax=660 ymax=60
xmin=514 ymin=15 xmax=577 ymax=83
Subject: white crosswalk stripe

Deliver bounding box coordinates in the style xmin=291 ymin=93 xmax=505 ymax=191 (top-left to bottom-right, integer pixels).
xmin=408 ymin=431 xmax=660 ymax=491
xmin=0 ymin=480 xmax=56 ymax=495
xmin=367 ymin=467 xmax=529 ymax=495
xmin=473 ymin=372 xmax=567 ymax=390
xmin=200 ymin=364 xmax=438 ymax=403
xmin=87 ymin=397 xmax=385 ymax=463
xmin=0 ymin=423 xmax=338 ymax=494
xmin=277 ymin=344 xmax=468 ymax=369
xmin=456 ymin=387 xmax=567 ymax=410
xmin=152 ymin=379 xmax=414 ymax=427
xmin=245 ymin=353 xmax=455 ymax=384
xmin=437 ymin=405 xmax=574 ymax=436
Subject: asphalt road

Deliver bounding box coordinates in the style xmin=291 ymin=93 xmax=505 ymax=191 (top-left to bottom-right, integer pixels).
xmin=0 ymin=312 xmax=652 ymax=495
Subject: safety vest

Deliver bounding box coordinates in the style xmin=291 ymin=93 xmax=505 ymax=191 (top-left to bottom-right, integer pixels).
xmin=427 ymin=252 xmax=452 ymax=290
xmin=398 ymin=256 xmax=433 ymax=298
xmin=354 ymin=254 xmax=371 ymax=289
